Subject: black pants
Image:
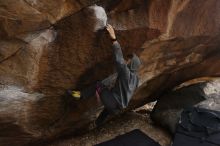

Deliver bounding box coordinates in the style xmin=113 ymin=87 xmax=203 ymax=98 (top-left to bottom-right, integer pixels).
xmin=81 ymin=83 xmax=120 ymax=126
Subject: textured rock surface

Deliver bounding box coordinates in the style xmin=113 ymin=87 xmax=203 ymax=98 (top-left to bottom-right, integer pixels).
xmin=0 ymin=0 xmax=220 ymax=145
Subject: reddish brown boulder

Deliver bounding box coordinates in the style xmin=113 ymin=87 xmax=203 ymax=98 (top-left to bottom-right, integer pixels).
xmin=0 ymin=0 xmax=220 ymax=145
xmin=0 ymin=0 xmax=100 ymax=37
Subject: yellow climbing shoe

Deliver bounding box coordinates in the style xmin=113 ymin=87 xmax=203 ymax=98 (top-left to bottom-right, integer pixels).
xmin=72 ymin=91 xmax=81 ymax=100
xmin=67 ymin=90 xmax=81 ymax=100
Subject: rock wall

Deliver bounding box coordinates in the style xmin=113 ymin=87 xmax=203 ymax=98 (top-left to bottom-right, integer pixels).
xmin=0 ymin=0 xmax=220 ymax=145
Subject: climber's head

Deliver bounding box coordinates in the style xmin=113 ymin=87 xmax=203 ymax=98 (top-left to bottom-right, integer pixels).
xmin=126 ymin=53 xmax=141 ymax=72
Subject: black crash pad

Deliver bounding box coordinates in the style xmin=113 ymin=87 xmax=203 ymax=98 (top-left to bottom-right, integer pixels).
xmin=94 ymin=129 xmax=161 ymax=146
xmin=172 ymin=107 xmax=220 ymax=146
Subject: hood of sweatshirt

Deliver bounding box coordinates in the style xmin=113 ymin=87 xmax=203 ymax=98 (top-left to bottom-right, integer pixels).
xmin=128 ymin=53 xmax=141 ymax=72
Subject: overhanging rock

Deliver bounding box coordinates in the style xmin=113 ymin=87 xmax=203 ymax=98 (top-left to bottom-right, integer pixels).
xmin=0 ymin=0 xmax=220 ymax=145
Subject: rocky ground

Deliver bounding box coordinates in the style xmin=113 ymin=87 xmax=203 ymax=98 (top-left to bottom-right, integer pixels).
xmin=45 ymin=104 xmax=171 ymax=146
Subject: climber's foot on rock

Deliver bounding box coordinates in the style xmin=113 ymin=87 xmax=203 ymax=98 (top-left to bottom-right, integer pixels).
xmin=67 ymin=90 xmax=81 ymax=100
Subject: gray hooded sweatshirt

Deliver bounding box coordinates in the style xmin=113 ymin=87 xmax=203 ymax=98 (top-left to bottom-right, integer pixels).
xmin=111 ymin=41 xmax=141 ymax=108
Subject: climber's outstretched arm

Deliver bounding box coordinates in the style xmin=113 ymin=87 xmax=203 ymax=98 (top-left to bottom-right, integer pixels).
xmin=106 ymin=24 xmax=127 ymax=74
xmin=112 ymin=41 xmax=125 ymax=66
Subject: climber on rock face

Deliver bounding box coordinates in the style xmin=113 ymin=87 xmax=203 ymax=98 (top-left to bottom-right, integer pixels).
xmin=68 ymin=24 xmax=141 ymax=127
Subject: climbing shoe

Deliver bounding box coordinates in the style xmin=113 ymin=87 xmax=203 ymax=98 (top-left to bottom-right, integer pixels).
xmin=67 ymin=90 xmax=81 ymax=100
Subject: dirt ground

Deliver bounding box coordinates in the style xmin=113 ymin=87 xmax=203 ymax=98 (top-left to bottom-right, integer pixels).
xmin=46 ymin=104 xmax=171 ymax=146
